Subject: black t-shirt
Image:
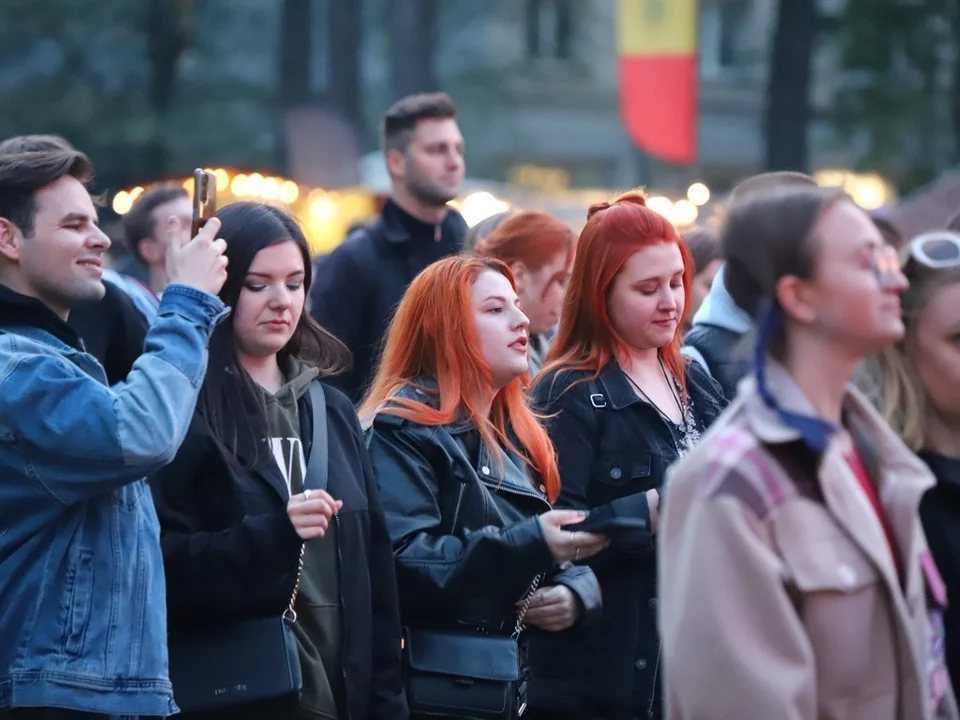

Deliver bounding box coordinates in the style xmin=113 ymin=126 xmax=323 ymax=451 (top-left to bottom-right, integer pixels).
xmin=68 ymin=280 xmax=148 ymax=385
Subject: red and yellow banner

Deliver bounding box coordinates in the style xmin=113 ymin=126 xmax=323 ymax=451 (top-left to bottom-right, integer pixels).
xmin=617 ymin=0 xmax=698 ymax=165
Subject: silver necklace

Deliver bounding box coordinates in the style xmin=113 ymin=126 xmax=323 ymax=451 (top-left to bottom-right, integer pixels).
xmin=625 ymin=360 xmax=700 ymax=457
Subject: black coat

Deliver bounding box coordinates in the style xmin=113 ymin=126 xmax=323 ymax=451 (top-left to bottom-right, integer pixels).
xmin=919 ymin=451 xmax=960 ymax=696
xmin=150 ymin=381 xmax=407 ymax=720
xmin=67 ymin=278 xmax=148 ymax=385
xmin=363 ymin=385 xmax=602 ymax=637
xmin=530 ymin=361 xmax=726 ymax=718
xmin=309 ymin=200 xmax=467 ymax=404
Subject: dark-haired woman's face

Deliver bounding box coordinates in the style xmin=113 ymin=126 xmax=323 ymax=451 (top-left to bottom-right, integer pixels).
xmin=608 ymin=243 xmax=685 ymax=351
xmin=784 ymin=200 xmax=907 ymax=356
xmin=233 ymin=240 xmax=305 ymax=359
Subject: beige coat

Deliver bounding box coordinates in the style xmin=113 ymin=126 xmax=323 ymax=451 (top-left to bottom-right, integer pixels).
xmin=659 ymin=363 xmax=956 ymax=720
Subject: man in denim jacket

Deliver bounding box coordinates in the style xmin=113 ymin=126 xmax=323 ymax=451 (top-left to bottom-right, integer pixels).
xmin=0 ymin=137 xmax=229 ymax=718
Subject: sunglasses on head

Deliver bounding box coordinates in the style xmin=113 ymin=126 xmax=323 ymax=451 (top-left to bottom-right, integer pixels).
xmin=901 ymin=231 xmax=960 ymax=270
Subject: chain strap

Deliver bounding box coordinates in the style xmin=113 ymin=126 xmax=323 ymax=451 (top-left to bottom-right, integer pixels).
xmin=511 ymin=572 xmax=545 ymax=639
xmin=281 ymin=543 xmax=307 ymax=623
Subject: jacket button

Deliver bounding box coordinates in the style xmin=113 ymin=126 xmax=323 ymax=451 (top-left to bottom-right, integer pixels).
xmin=648 ymin=598 xmax=658 ymax=610
xmin=635 ymin=658 xmax=647 ymax=670
xmin=838 ymin=564 xmax=857 ymax=587
xmin=609 ymin=467 xmax=622 ymax=480
xmin=481 ymin=466 xmax=490 ymax=476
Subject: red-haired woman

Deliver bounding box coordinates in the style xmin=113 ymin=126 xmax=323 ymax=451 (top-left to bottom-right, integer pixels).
xmin=473 ymin=210 xmax=576 ymax=376
xmin=359 ymin=255 xmax=606 ymax=720
xmin=528 ymin=191 xmax=726 ymax=719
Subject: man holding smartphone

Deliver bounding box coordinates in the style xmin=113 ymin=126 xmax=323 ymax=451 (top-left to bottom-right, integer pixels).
xmin=0 ymin=136 xmax=228 ymax=719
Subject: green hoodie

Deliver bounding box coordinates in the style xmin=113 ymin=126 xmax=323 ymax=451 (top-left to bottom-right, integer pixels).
xmin=263 ymin=363 xmax=344 ymax=719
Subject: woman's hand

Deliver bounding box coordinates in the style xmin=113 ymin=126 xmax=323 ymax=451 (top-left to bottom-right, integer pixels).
xmin=537 ymin=509 xmax=607 ymax=563
xmin=520 ymin=585 xmax=582 ymax=632
xmin=287 ymin=489 xmax=343 ymax=540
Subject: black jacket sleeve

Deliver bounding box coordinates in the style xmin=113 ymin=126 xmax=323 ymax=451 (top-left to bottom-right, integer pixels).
xmin=151 ymin=418 xmax=302 ymax=627
xmin=351 ymin=413 xmax=409 ymax=719
xmin=366 ymin=417 xmax=556 ymax=613
xmin=550 ymin=562 xmax=602 ymax=628
xmin=310 ymin=246 xmax=368 ymax=359
xmin=532 ymin=374 xmax=654 ymax=563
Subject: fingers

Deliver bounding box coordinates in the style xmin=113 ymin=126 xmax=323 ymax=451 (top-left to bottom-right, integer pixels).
xmin=287 ymin=491 xmax=342 ymax=541
xmin=193 ymin=216 xmax=221 ymax=243
xmin=541 ymin=509 xmax=587 ymax=528
xmin=288 ymin=491 xmax=342 ymax=518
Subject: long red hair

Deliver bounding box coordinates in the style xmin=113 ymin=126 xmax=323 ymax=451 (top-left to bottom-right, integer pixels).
xmin=539 ymin=189 xmax=694 ymax=396
xmin=473 ymin=210 xmax=576 ymax=272
xmin=358 ymin=256 xmax=561 ymax=502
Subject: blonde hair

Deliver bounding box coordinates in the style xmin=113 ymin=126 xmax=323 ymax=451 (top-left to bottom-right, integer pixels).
xmin=857 ymin=261 xmax=960 ymax=450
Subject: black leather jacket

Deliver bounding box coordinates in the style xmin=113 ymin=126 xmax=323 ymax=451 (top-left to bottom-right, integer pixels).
xmin=364 ymin=384 xmax=602 ymax=636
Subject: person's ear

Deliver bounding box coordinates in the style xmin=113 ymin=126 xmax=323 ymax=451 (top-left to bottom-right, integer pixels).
xmin=385 ymin=148 xmax=406 ymax=183
xmin=775 ymin=274 xmax=818 ymax=325
xmin=0 ymin=217 xmax=24 ymax=263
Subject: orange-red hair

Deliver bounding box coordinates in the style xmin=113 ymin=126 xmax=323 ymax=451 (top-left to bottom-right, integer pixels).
xmin=473 ymin=210 xmax=576 ymax=273
xmin=358 ymin=256 xmax=561 ymax=502
xmin=539 ymin=189 xmax=694 ymax=396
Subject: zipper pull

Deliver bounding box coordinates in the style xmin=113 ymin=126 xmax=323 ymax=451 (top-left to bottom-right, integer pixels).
xmin=434 ymin=223 xmax=441 ymax=242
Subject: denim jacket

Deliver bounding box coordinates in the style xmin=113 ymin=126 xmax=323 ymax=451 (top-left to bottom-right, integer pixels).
xmin=0 ymin=283 xmax=227 ymax=716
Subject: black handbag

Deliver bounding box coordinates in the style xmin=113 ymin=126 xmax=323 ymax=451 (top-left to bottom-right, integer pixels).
xmin=167 ymin=383 xmax=328 ymax=713
xmin=401 ymin=573 xmax=543 ymax=719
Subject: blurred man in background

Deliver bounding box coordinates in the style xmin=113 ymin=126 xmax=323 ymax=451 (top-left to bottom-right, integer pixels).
xmin=310 ymin=92 xmax=468 ymax=403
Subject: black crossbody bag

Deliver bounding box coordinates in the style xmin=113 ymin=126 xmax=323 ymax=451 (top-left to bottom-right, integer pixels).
xmin=400 ymin=463 xmax=544 ymax=720
xmin=167 ymin=383 xmax=328 ymax=713
xmin=401 ymin=572 xmax=542 ymax=720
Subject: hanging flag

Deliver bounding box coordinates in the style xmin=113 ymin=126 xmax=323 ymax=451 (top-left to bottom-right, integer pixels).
xmin=618 ymin=0 xmax=699 ymax=165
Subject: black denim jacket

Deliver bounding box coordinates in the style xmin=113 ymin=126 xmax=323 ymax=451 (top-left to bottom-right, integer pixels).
xmin=528 ymin=360 xmax=726 ymax=718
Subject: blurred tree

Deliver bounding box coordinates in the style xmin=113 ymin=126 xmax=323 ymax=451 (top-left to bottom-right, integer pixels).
xmin=279 ymin=0 xmax=312 ymax=108
xmin=145 ymin=0 xmax=194 ymax=174
xmin=328 ymin=0 xmax=364 ymax=136
xmin=0 ymin=0 xmax=200 ymax=188
xmin=388 ymin=0 xmax=439 ymax=100
xmin=823 ymin=0 xmax=956 ymax=190
xmin=763 ymin=0 xmax=817 ymax=172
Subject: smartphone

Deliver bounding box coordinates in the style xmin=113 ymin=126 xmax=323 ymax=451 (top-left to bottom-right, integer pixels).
xmin=191 ymin=168 xmax=217 ymax=237
xmin=561 ymin=514 xmax=650 ymax=539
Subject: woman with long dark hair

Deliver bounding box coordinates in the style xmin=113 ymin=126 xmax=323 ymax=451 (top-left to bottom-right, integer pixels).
xmin=659 ymin=186 xmax=955 ymax=719
xmin=528 ymin=190 xmax=726 ymax=719
xmin=360 ymin=255 xmax=606 ymax=720
xmin=151 ymin=202 xmax=407 ymax=720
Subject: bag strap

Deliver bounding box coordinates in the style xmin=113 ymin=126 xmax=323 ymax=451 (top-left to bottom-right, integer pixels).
xmin=305 ymin=382 xmax=329 ymax=491
xmin=283 ymin=381 xmax=329 ymax=623
xmin=511 ymin=572 xmax=545 ymax=639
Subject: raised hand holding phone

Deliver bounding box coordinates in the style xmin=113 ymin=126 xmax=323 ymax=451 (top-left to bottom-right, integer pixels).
xmin=165 ymin=216 xmax=228 ymax=296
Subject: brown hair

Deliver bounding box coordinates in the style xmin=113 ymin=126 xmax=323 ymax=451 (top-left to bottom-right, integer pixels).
xmin=0 ymin=134 xmax=94 ymax=238
xmin=728 ymin=171 xmax=818 ymax=207
xmin=381 ymin=92 xmax=458 ymax=154
xmin=124 ymin=184 xmax=189 ymax=262
xmin=722 ymin=185 xmax=848 ymax=357
xmin=871 ymin=214 xmax=905 ymax=249
xmin=683 ymin=226 xmax=721 ymax=274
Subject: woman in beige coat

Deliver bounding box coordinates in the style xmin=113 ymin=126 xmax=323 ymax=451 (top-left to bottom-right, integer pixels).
xmin=660 ymin=185 xmax=956 ymax=720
